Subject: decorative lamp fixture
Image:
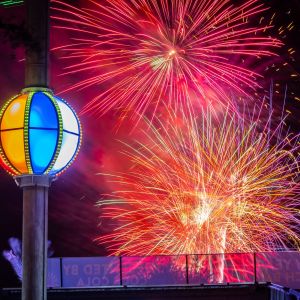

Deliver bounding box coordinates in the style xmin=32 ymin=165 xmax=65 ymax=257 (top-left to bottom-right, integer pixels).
xmin=0 ymin=88 xmax=81 ymax=177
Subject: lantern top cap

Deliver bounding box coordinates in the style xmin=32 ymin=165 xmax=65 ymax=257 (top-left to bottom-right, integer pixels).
xmin=22 ymin=87 xmax=53 ymax=94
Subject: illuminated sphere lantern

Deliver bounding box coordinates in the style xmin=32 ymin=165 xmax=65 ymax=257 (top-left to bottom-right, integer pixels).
xmin=0 ymin=88 xmax=81 ymax=177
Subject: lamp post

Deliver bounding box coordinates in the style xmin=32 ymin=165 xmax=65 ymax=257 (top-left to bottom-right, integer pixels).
xmin=0 ymin=0 xmax=82 ymax=300
xmin=0 ymin=91 xmax=82 ymax=300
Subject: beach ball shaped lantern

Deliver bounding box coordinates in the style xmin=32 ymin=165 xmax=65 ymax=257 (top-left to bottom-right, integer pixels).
xmin=0 ymin=89 xmax=81 ymax=176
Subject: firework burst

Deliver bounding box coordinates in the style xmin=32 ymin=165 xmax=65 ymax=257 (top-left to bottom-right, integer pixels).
xmin=97 ymin=106 xmax=300 ymax=255
xmin=52 ymin=0 xmax=281 ymax=120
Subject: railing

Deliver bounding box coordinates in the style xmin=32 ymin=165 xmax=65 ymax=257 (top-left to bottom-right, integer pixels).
xmin=45 ymin=251 xmax=300 ymax=289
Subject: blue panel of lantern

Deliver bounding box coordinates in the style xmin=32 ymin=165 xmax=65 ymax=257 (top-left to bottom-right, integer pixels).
xmin=0 ymin=89 xmax=82 ymax=176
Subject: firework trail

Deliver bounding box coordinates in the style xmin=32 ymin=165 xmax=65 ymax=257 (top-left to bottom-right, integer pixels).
xmin=52 ymin=0 xmax=281 ymax=121
xmin=96 ymin=106 xmax=300 ymax=256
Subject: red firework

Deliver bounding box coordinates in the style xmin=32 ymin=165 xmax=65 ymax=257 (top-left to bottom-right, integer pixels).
xmin=52 ymin=0 xmax=282 ymax=120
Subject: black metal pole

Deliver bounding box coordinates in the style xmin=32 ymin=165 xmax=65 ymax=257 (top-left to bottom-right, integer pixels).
xmin=25 ymin=0 xmax=49 ymax=87
xmin=254 ymin=252 xmax=257 ymax=284
xmin=15 ymin=175 xmax=53 ymax=300
xmin=185 ymin=254 xmax=189 ymax=285
xmin=120 ymin=256 xmax=123 ymax=286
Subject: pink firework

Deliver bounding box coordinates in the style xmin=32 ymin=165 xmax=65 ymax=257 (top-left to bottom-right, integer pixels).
xmin=52 ymin=0 xmax=282 ymax=120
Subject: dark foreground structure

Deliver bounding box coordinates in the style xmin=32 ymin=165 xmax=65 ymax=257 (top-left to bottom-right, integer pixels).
xmin=1 ymin=283 xmax=300 ymax=300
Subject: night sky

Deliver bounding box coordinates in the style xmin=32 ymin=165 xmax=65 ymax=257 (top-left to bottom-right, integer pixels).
xmin=0 ymin=0 xmax=300 ymax=287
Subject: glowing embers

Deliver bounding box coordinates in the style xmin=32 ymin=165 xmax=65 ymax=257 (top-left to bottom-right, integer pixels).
xmin=0 ymin=89 xmax=81 ymax=176
xmin=97 ymin=108 xmax=300 ymax=255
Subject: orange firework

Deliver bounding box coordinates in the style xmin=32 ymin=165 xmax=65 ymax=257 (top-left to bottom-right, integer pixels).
xmin=97 ymin=106 xmax=300 ymax=255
